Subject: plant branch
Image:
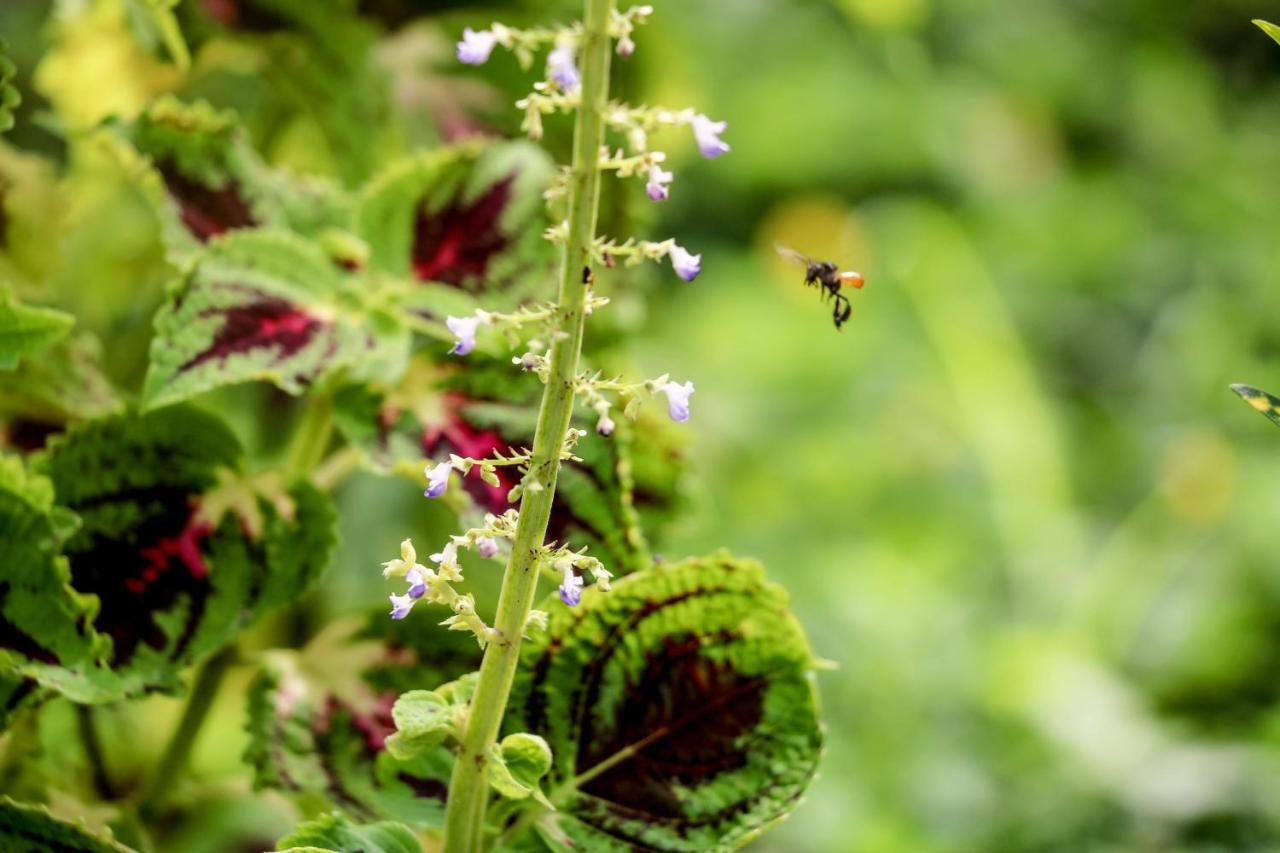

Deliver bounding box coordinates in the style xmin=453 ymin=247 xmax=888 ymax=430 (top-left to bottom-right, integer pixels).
xmin=137 ymin=645 xmax=236 ymax=819
xmin=440 ymin=0 xmax=615 ymax=848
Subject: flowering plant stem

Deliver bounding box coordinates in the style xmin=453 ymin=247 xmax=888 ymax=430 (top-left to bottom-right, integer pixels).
xmin=441 ymin=0 xmax=614 ymax=848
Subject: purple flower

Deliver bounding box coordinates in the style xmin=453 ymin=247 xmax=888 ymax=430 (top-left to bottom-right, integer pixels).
xmin=406 ymin=568 xmax=427 ymax=599
xmin=660 ymin=380 xmax=695 ymax=422
xmin=691 ymin=114 xmax=730 ymax=159
xmin=476 ymin=536 xmax=500 ymax=558
xmin=547 ymin=45 xmax=580 ymax=91
xmin=447 ymin=314 xmax=481 ymax=356
xmin=617 ymin=36 xmax=635 ymax=58
xmin=389 ymin=593 xmax=415 ymax=620
xmin=596 ymin=413 xmax=615 ymax=436
xmin=457 ymin=28 xmax=497 ymax=65
xmin=558 ymin=566 xmax=584 ymax=607
xmin=645 ymin=165 xmax=672 ymax=202
xmin=669 ymin=244 xmax=701 ymax=281
xmin=424 ymin=461 xmax=452 ymax=498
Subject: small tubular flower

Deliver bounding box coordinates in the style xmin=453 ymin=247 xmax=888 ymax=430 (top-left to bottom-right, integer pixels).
xmin=424 ymin=461 xmax=452 ymax=498
xmin=406 ymin=568 xmax=428 ymax=600
xmin=645 ymin=164 xmax=672 ymax=201
xmin=476 ymin=536 xmax=500 ymax=558
xmin=669 ymin=244 xmax=701 ymax=281
xmin=660 ymin=380 xmax=695 ymax=422
xmin=389 ymin=593 xmax=415 ymax=620
xmin=558 ymin=561 xmax=583 ymax=607
xmin=691 ymin=114 xmax=730 ymax=158
xmin=547 ymin=44 xmax=581 ymax=91
xmin=457 ymin=28 xmax=497 ymax=65
xmin=447 ymin=314 xmax=482 ymax=355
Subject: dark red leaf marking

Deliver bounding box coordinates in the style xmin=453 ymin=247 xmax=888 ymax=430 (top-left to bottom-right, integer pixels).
xmin=179 ymin=291 xmax=328 ymax=376
xmin=412 ymin=175 xmax=515 ymax=287
xmin=200 ymin=0 xmax=291 ymax=32
xmin=159 ymin=163 xmax=256 ymax=242
xmin=579 ymin=635 xmax=764 ymax=817
xmin=128 ymin=514 xmax=213 ymax=595
xmin=69 ymin=495 xmax=213 ymax=664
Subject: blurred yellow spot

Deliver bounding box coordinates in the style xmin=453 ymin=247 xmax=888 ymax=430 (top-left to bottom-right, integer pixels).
xmin=35 ymin=0 xmax=180 ymax=129
xmin=1247 ymin=395 xmax=1272 ymax=413
xmin=838 ymin=0 xmax=929 ymax=30
xmin=1157 ymin=431 xmax=1236 ymax=525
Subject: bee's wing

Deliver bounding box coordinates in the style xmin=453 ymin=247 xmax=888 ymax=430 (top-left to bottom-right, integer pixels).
xmin=774 ymin=243 xmax=812 ymax=266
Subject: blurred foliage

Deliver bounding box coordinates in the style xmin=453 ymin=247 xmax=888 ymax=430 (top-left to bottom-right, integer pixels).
xmin=1 ymin=0 xmax=1280 ymax=850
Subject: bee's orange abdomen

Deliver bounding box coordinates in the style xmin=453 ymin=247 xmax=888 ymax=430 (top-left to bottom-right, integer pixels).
xmin=841 ymin=271 xmax=865 ymax=289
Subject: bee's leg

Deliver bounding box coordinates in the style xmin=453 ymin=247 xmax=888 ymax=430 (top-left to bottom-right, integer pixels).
xmin=833 ymin=294 xmax=852 ymax=329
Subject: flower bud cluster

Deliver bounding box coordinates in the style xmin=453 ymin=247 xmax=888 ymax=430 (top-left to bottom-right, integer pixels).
xmin=540 ymin=544 xmax=613 ymax=608
xmin=381 ymin=537 xmax=501 ymax=647
xmin=444 ymin=296 xmax=610 ymax=358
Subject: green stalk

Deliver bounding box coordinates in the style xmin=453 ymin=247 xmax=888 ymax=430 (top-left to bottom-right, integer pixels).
xmin=286 ymin=391 xmax=335 ymax=481
xmin=137 ymin=645 xmax=236 ymax=818
xmin=76 ymin=705 xmax=115 ymax=800
xmin=441 ymin=1 xmax=614 ymax=848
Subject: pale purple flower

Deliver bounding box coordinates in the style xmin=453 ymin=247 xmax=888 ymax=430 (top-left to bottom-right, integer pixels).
xmin=645 ymin=165 xmax=672 ymax=202
xmin=389 ymin=593 xmax=415 ymax=620
xmin=476 ymin=536 xmax=500 ymax=558
xmin=617 ymin=36 xmax=635 ymax=58
xmin=558 ymin=565 xmax=584 ymax=607
xmin=547 ymin=45 xmax=580 ymax=91
xmin=447 ymin=314 xmax=481 ymax=356
xmin=669 ymin=244 xmax=701 ymax=281
xmin=457 ymin=28 xmax=497 ymax=65
xmin=691 ymin=114 xmax=730 ymax=158
xmin=596 ymin=413 xmax=615 ymax=436
xmin=660 ymin=380 xmax=695 ymax=422
xmin=406 ymin=568 xmax=427 ymax=600
xmin=424 ymin=461 xmax=452 ymax=498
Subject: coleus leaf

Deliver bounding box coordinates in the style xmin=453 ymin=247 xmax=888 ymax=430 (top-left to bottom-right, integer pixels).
xmin=1231 ymin=384 xmax=1280 ymax=429
xmin=9 ymin=406 xmax=335 ymax=702
xmin=383 ymin=690 xmax=453 ymax=761
xmin=506 ymin=554 xmax=825 ymax=851
xmin=108 ymin=97 xmax=349 ymax=253
xmin=144 ymin=229 xmax=409 ymax=408
xmin=0 ymin=455 xmax=109 ymax=706
xmin=273 ymin=812 xmax=421 ymax=853
xmin=1256 ymin=19 xmax=1280 ymax=46
xmin=0 ymin=40 xmax=18 ymax=134
xmin=245 ymin=612 xmax=481 ymax=828
xmin=0 ymin=796 xmax=134 ymax=852
xmin=0 ymin=289 xmax=75 ymax=370
xmin=0 ymin=333 xmax=122 ymax=451
xmin=488 ymin=733 xmax=554 ymax=808
xmin=356 ymin=141 xmax=555 ymax=302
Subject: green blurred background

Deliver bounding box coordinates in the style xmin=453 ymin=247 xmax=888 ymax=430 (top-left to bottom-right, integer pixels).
xmin=7 ymin=0 xmax=1280 ymax=850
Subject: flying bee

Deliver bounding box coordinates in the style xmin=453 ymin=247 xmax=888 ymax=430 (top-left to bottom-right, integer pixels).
xmin=775 ymin=243 xmax=865 ymax=330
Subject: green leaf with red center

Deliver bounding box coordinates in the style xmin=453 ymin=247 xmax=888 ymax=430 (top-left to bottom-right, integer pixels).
xmin=2 ymin=406 xmax=337 ymax=703
xmin=505 ymin=554 xmax=825 ymax=851
xmin=0 ymin=454 xmax=109 ymax=718
xmin=356 ymin=141 xmax=555 ymax=302
xmin=244 ymin=612 xmax=481 ymax=829
xmin=0 ymin=332 xmax=122 ymax=452
xmin=109 ymin=97 xmax=349 ymax=254
xmin=144 ymin=229 xmax=409 ymax=408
